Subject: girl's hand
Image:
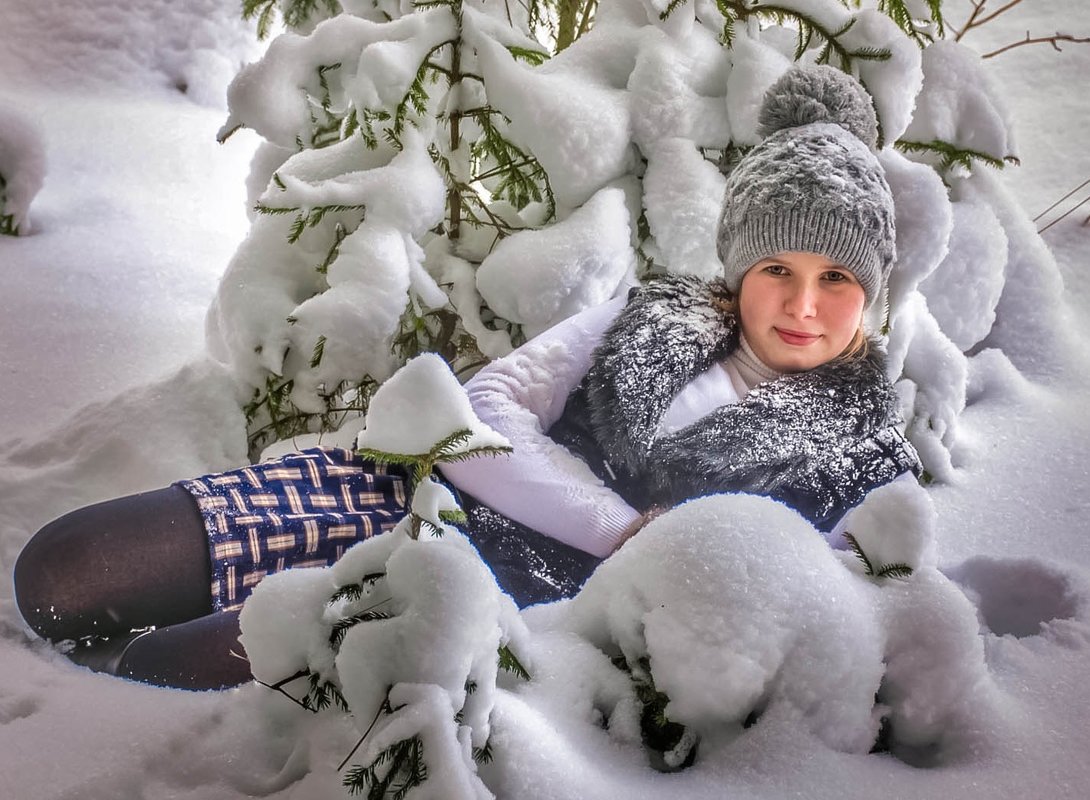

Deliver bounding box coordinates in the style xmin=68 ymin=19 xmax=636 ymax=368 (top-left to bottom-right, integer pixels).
xmin=618 ymin=505 xmax=667 ymax=548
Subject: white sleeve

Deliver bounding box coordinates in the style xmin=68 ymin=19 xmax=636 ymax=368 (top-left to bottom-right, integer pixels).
xmin=439 ymin=296 xmax=642 ymax=558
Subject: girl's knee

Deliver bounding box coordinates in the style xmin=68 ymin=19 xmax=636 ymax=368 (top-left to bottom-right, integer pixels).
xmin=13 ymin=509 xmax=100 ymax=639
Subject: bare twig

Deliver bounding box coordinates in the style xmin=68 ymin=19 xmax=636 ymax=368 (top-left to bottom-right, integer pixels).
xmin=1039 ymin=193 xmax=1090 ymax=234
xmin=972 ymin=0 xmax=1025 ymax=29
xmin=984 ymin=32 xmax=1090 ymax=58
xmin=1034 ymin=177 xmax=1090 ymax=222
xmin=254 ymin=669 xmax=317 ymax=713
xmin=954 ymin=0 xmax=987 ymax=41
xmin=337 ymin=700 xmax=389 ymax=771
xmin=954 ymin=0 xmax=1025 ymax=41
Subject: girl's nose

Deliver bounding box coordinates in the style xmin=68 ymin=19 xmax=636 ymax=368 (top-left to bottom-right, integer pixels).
xmin=784 ymin=281 xmax=818 ymax=318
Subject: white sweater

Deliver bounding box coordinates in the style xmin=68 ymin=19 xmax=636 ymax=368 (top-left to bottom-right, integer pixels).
xmin=440 ymin=297 xmax=794 ymax=558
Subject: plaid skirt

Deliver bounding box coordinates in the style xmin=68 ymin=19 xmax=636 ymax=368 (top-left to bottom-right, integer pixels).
xmin=178 ymin=447 xmax=409 ymax=611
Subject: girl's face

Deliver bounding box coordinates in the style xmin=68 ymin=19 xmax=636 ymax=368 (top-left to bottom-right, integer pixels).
xmin=738 ymin=251 xmax=866 ymax=373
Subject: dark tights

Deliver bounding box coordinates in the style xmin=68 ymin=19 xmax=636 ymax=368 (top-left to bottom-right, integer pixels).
xmin=13 ymin=486 xmax=251 ymax=689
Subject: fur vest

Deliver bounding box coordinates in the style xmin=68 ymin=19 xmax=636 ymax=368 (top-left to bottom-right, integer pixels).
xmin=462 ymin=276 xmax=921 ymax=606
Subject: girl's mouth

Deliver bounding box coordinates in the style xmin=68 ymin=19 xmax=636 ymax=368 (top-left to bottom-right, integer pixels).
xmin=775 ymin=328 xmax=820 ymax=346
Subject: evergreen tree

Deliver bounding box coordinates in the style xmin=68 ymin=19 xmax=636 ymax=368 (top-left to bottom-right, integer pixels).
xmin=211 ymin=0 xmax=1049 ymax=480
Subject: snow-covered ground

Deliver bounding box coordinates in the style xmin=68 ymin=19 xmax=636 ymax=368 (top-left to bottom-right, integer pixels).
xmin=1 ymin=1 xmax=1089 ymax=799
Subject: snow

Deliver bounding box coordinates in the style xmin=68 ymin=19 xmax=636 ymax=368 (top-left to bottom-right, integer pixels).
xmin=472 ymin=27 xmax=636 ymax=210
xmin=641 ymin=139 xmax=728 ymax=278
xmin=356 ymin=353 xmax=511 ymax=456
xmin=919 ymin=197 xmax=1008 ymax=351
xmin=2 ymin=1 xmax=1090 ymax=799
xmin=902 ymin=39 xmax=1015 ymax=163
xmin=0 ymin=105 xmax=47 ymax=235
xmin=567 ymin=494 xmax=891 ymax=754
xmin=476 ymin=186 xmax=636 ymax=338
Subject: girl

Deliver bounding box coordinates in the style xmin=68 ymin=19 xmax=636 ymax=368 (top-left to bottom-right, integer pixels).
xmin=13 ymin=65 xmax=920 ymax=689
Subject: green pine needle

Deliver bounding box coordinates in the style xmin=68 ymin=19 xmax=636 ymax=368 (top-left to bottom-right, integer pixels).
xmin=895 ymin=139 xmax=1015 ymax=174
xmin=658 ymin=0 xmax=689 ymax=21
xmin=309 ymin=335 xmax=327 ymax=369
xmin=302 ymin=673 xmax=349 ymax=712
xmin=843 ymin=532 xmax=875 ymax=575
xmin=506 ymin=45 xmax=549 ymax=66
xmin=844 ymin=532 xmax=915 ymax=581
xmin=473 ymin=737 xmax=494 ymax=764
xmin=342 ymin=736 xmax=426 ymax=799
xmin=415 ymin=514 xmax=446 ymax=539
xmin=429 ymin=428 xmax=474 ymax=460
xmin=497 ymin=644 xmax=531 ymax=680
xmin=851 ymin=46 xmax=893 ymax=62
xmin=0 ymin=171 xmax=17 ymax=235
xmin=876 ymin=563 xmax=914 ymax=580
xmin=329 ymin=573 xmax=386 ymax=604
xmin=438 ymin=508 xmax=468 ymax=525
xmin=330 ymin=609 xmax=393 ymax=648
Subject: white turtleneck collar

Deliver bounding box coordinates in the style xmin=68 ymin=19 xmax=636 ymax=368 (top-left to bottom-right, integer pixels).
xmin=724 ymin=333 xmax=782 ymax=393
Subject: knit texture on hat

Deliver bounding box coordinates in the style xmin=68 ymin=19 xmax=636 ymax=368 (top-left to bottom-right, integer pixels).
xmin=717 ymin=66 xmax=896 ymax=308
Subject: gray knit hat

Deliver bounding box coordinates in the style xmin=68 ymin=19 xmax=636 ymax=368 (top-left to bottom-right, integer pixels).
xmin=717 ymin=65 xmax=896 ymax=309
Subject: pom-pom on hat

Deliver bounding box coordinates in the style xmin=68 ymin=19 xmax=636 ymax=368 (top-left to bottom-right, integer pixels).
xmin=717 ymin=65 xmax=896 ymax=309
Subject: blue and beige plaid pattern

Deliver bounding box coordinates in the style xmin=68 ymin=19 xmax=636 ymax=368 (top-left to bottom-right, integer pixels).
xmin=180 ymin=447 xmax=409 ymax=611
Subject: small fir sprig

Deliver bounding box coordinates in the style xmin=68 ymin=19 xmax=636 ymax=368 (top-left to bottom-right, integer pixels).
xmin=843 ymin=532 xmax=914 ymax=580
xmin=894 ymin=139 xmax=1020 ymax=179
xmin=243 ymin=0 xmax=341 ymax=39
xmin=612 ymin=655 xmax=698 ymax=769
xmin=357 ymin=427 xmax=512 ymax=539
xmin=0 ymin=172 xmax=19 ymax=237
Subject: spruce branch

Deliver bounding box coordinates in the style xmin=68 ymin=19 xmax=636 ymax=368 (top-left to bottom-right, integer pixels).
xmin=497 ymin=643 xmax=531 ymax=680
xmin=506 ymin=44 xmax=550 ymax=65
xmin=303 ymin=672 xmax=350 ymax=712
xmin=242 ymin=0 xmax=341 ymax=38
xmin=330 ymin=573 xmax=387 ymax=604
xmin=614 ymin=654 xmax=695 ymax=762
xmin=844 ymin=532 xmax=875 ymax=575
xmin=330 ymin=606 xmax=394 ymax=648
xmin=316 ymin=222 xmax=348 ymax=275
xmin=256 ymin=669 xmax=347 ymax=713
xmin=876 ymin=563 xmax=914 ymax=579
xmin=254 ymin=669 xmax=318 ymax=712
xmin=895 ymin=138 xmax=1018 ymax=175
xmin=469 ymin=108 xmax=555 ymax=218
xmin=310 ymin=335 xmax=327 ymax=369
xmin=873 ymin=0 xmax=945 ymax=46
xmin=658 ymin=0 xmax=689 ymax=21
xmin=843 ymin=532 xmax=914 ymax=581
xmin=217 ymin=123 xmax=244 ymax=144
xmin=254 ymin=201 xmax=366 ymax=245
xmin=716 ymin=3 xmax=891 ymax=68
xmin=473 ymin=737 xmax=494 ymax=764
xmin=0 ymin=172 xmax=17 ymax=236
xmin=343 ymin=736 xmax=427 ymax=799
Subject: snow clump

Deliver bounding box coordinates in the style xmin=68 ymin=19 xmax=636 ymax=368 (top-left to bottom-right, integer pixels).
xmin=0 ymin=105 xmax=46 ymax=236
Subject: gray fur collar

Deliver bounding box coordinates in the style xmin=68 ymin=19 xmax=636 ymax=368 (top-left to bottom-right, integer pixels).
xmin=581 ymin=275 xmax=902 ymax=506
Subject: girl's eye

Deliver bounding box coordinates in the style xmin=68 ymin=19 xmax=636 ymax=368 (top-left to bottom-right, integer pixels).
xmin=764 ymin=264 xmax=788 ymax=275
xmin=824 ymin=270 xmax=852 ymax=283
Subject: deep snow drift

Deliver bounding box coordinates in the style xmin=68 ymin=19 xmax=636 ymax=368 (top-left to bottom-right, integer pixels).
xmin=1 ymin=1 xmax=1090 ymax=799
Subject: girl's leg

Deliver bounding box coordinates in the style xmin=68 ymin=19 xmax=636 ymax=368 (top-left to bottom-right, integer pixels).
xmin=114 ymin=609 xmax=250 ymax=690
xmin=13 ymin=485 xmax=214 ymax=642
xmin=14 ymin=485 xmax=255 ymax=688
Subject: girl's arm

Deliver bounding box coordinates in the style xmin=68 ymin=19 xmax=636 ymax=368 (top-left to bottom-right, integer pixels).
xmin=439 ymin=297 xmax=642 ymax=558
